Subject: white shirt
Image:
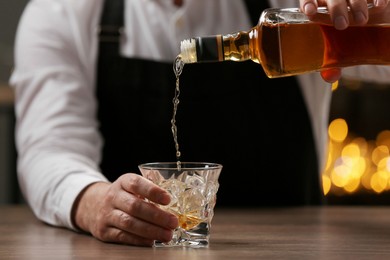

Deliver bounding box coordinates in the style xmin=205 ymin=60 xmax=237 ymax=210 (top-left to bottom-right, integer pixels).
xmin=10 ymin=0 xmax=390 ymax=230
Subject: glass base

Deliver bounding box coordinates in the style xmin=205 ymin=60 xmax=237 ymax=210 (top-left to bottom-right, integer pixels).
xmin=154 ymin=226 xmax=210 ymax=248
xmin=154 ymin=240 xmax=209 ymax=248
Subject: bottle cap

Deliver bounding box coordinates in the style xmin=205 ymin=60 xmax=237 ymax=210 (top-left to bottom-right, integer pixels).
xmin=180 ymin=39 xmax=197 ymax=63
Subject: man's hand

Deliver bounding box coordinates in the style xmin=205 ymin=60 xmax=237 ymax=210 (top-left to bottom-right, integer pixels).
xmin=299 ymin=0 xmax=389 ymax=82
xmin=72 ymin=174 xmax=178 ymax=246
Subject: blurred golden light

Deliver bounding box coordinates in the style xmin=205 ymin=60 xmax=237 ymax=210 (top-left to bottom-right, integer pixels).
xmin=322 ymin=175 xmax=331 ymax=195
xmin=343 ymin=177 xmax=360 ymax=193
xmin=371 ymin=171 xmax=388 ymax=193
xmin=377 ymin=130 xmax=390 ymax=148
xmin=331 ymin=80 xmax=339 ymax=91
xmin=351 ymin=137 xmax=368 ymax=156
xmin=322 ymin=117 xmax=390 ymax=196
xmin=353 ymin=157 xmax=367 ymax=178
xmin=342 ymin=143 xmax=360 ymax=158
xmin=361 ymin=167 xmax=374 ymax=190
xmin=328 ymin=118 xmax=348 ymax=143
xmin=387 ymin=158 xmax=390 ymax=172
xmin=324 ymin=143 xmax=334 ymax=171
xmin=322 ymin=76 xmax=390 ymax=196
xmin=377 ymin=157 xmax=390 ymax=172
xmin=331 ymin=163 xmax=351 ymax=187
xmin=372 ymin=145 xmax=389 ymax=166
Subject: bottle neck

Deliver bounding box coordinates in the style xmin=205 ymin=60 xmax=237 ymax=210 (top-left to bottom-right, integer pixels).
xmin=196 ymin=36 xmax=225 ymax=62
xmin=221 ymin=30 xmax=253 ymax=62
xmin=180 ymin=29 xmax=254 ymax=64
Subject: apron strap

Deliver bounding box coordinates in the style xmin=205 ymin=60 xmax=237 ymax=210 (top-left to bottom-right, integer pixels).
xmin=98 ymin=0 xmax=124 ymax=54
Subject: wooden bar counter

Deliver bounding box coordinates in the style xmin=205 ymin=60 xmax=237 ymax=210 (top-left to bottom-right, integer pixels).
xmin=1 ymin=205 xmax=390 ymax=259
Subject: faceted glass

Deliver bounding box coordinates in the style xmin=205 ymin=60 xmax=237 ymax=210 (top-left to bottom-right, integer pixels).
xmin=139 ymin=162 xmax=222 ymax=248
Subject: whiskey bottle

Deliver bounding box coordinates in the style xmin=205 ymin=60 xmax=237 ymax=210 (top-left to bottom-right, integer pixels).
xmin=179 ymin=4 xmax=390 ymax=78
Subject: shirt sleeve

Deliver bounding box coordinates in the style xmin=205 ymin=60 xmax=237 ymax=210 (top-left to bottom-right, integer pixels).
xmin=342 ymin=65 xmax=390 ymax=84
xmin=9 ymin=0 xmax=107 ymax=230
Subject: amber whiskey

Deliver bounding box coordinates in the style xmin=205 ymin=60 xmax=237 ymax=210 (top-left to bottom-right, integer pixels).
xmin=178 ymin=213 xmax=203 ymax=230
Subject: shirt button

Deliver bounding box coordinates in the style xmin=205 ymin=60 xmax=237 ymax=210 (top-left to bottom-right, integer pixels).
xmin=176 ymin=17 xmax=184 ymax=28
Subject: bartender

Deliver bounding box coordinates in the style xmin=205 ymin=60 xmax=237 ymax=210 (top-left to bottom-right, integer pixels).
xmin=10 ymin=0 xmax=390 ymax=246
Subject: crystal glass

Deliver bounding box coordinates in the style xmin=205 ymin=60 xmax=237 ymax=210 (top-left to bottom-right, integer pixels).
xmin=138 ymin=162 xmax=223 ymax=248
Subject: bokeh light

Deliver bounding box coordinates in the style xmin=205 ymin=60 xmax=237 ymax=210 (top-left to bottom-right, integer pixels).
xmin=328 ymin=118 xmax=348 ymax=143
xmin=322 ymin=118 xmax=390 ymax=196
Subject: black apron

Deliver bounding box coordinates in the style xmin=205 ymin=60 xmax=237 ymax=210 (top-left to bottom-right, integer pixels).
xmin=96 ymin=0 xmax=324 ymax=206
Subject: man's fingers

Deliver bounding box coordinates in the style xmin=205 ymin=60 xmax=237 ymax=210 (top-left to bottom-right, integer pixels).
xmin=97 ymin=225 xmax=155 ymax=246
xmin=301 ymin=0 xmax=374 ymax=29
xmin=321 ymin=68 xmax=342 ymax=83
xmin=112 ymin=193 xmax=178 ymax=229
xmin=106 ymin=209 xmax=174 ymax=242
xmin=119 ymin=173 xmax=171 ymax=205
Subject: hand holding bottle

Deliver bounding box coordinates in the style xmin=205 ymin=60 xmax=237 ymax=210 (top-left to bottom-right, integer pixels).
xmin=299 ymin=0 xmax=390 ymax=83
xmin=300 ymin=0 xmax=389 ymax=30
